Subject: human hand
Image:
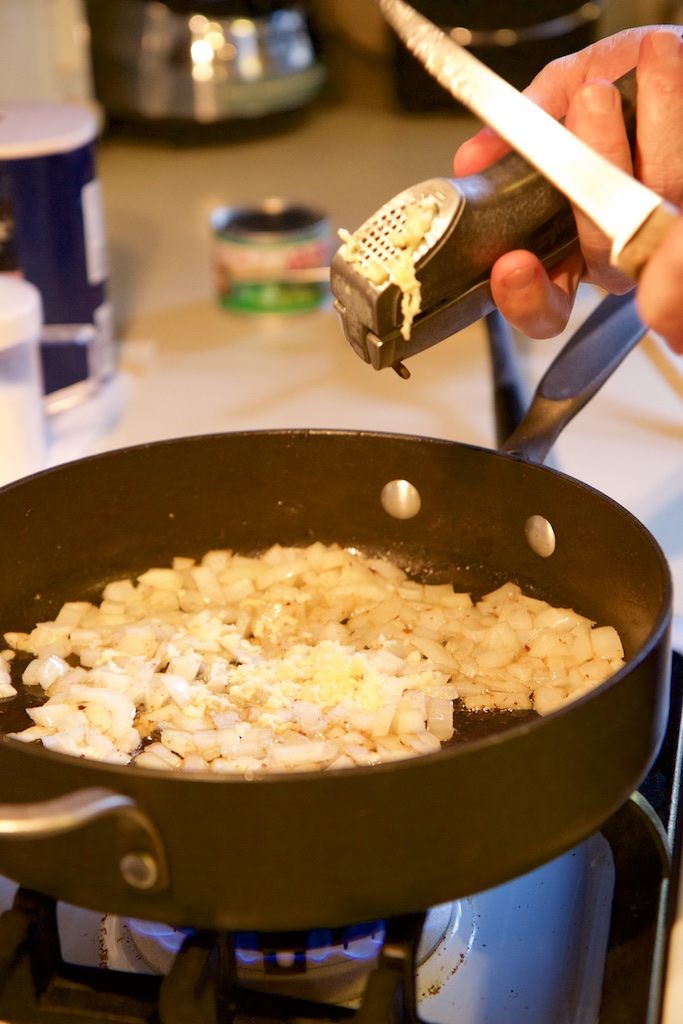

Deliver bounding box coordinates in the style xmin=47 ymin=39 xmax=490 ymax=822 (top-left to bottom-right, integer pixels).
xmin=453 ymin=27 xmax=683 ymax=353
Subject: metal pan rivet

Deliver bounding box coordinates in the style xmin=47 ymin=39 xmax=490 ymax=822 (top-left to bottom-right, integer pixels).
xmin=119 ymin=851 xmax=160 ymax=891
xmin=381 ymin=479 xmax=421 ymax=519
xmin=525 ymin=515 xmax=556 ymax=558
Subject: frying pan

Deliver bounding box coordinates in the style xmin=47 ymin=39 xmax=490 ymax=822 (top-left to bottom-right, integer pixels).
xmin=0 ymin=294 xmax=672 ymax=933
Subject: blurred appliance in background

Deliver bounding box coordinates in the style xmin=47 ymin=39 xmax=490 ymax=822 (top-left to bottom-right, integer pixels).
xmin=392 ymin=0 xmax=607 ymax=111
xmin=0 ymin=0 xmax=94 ymax=106
xmin=84 ymin=0 xmax=326 ymax=140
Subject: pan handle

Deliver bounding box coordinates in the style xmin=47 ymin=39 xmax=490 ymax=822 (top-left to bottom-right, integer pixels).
xmin=485 ymin=309 xmax=527 ymax=446
xmin=0 ymin=786 xmax=169 ymax=893
xmin=500 ymin=291 xmax=648 ymax=465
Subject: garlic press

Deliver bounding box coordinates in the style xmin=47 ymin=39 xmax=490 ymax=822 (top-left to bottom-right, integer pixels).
xmin=330 ymin=70 xmax=637 ymax=374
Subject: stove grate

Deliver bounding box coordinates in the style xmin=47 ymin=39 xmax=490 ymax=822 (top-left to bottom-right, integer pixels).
xmin=0 ymin=888 xmax=423 ymax=1024
xmin=0 ymin=654 xmax=680 ymax=1024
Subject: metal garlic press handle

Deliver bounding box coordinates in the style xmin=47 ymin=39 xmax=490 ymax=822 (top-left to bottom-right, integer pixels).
xmin=331 ymin=68 xmax=637 ymax=372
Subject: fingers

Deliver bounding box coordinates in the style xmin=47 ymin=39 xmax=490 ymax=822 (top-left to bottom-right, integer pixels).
xmin=636 ymin=209 xmax=683 ymax=353
xmin=452 ymin=26 xmax=658 ymax=177
xmin=563 ymin=80 xmax=636 ymax=294
xmin=524 ymin=27 xmax=658 ymax=115
xmin=632 ymin=30 xmax=683 ymax=352
xmin=450 ymin=25 xmax=683 ymax=350
xmin=489 ymin=250 xmax=584 ymax=339
xmin=452 ymin=127 xmax=510 ymax=176
xmin=634 ymin=31 xmax=683 ymax=205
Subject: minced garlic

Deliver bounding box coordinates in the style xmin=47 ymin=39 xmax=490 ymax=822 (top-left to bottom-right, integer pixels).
xmin=339 ymin=196 xmax=438 ymax=341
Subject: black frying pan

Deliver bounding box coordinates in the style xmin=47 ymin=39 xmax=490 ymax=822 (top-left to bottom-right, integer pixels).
xmin=0 ymin=294 xmax=672 ymax=932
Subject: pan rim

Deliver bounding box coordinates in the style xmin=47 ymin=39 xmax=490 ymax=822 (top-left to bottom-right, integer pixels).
xmin=0 ymin=428 xmax=673 ymax=785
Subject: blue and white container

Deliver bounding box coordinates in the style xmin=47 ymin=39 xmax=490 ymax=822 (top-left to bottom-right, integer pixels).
xmin=0 ymin=100 xmax=115 ymax=412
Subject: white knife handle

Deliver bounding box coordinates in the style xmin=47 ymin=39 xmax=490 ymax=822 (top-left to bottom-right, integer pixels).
xmin=614 ymin=201 xmax=681 ymax=279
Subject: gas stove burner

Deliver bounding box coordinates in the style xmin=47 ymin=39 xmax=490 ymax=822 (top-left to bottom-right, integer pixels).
xmin=93 ymin=834 xmax=614 ymax=1022
xmin=0 ymin=818 xmax=675 ymax=1024
xmin=106 ymin=901 xmax=468 ymax=1006
xmin=0 ymin=655 xmax=676 ymax=1024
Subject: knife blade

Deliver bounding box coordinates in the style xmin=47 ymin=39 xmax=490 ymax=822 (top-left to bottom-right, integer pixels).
xmin=378 ymin=0 xmax=679 ymax=279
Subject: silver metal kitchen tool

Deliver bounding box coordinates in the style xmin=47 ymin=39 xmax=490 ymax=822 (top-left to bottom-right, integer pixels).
xmin=380 ymin=0 xmax=678 ymax=277
xmin=330 ymin=166 xmax=580 ymax=372
xmin=329 ymin=0 xmax=678 ymax=373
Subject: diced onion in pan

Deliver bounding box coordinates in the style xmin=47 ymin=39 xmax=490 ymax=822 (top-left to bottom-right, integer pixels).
xmin=0 ymin=653 xmax=16 ymax=699
xmin=1 ymin=543 xmax=626 ymax=774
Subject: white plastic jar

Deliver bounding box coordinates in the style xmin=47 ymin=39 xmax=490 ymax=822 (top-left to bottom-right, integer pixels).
xmin=0 ymin=277 xmax=46 ymax=486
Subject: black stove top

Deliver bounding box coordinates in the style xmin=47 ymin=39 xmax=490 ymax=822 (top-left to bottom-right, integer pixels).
xmin=0 ymin=652 xmax=680 ymax=1024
